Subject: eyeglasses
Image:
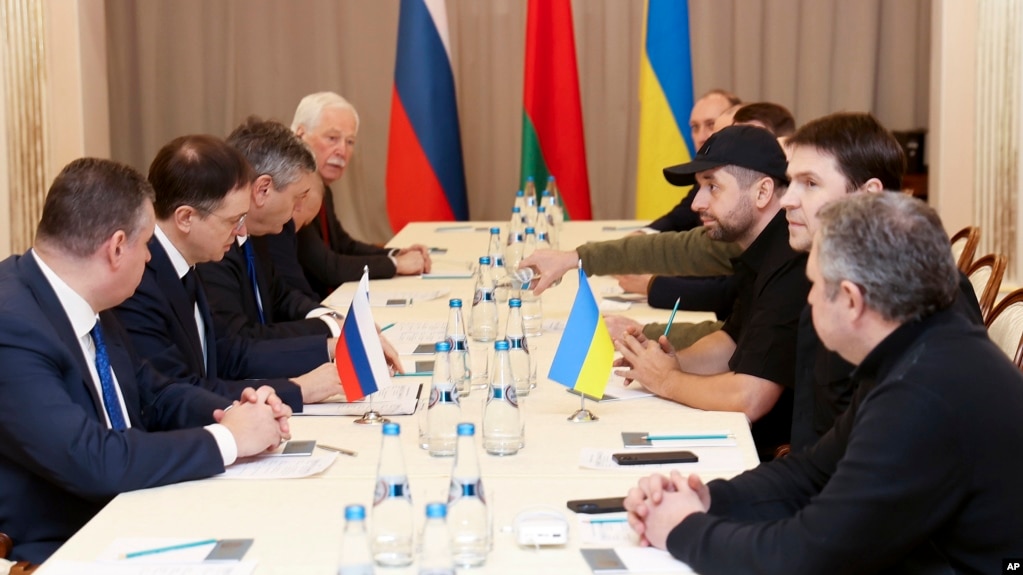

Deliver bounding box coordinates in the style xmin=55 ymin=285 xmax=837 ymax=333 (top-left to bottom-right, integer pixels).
xmin=197 ymin=208 xmax=247 ymax=232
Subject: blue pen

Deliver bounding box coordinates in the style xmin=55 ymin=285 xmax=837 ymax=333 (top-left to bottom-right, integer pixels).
xmin=587 ymin=517 xmax=629 ymax=524
xmin=663 ymin=297 xmax=681 ymax=337
xmin=380 ymin=322 xmax=396 ymax=332
xmin=641 ymin=433 xmax=730 ymax=441
xmin=123 ymin=538 xmax=218 ymax=559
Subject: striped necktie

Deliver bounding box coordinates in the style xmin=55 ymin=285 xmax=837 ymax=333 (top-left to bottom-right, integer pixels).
xmin=89 ymin=321 xmax=127 ymax=430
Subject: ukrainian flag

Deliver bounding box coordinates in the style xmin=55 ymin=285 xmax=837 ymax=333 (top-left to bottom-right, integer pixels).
xmin=634 ymin=0 xmax=694 ymax=220
xmin=548 ymin=268 xmax=615 ymax=398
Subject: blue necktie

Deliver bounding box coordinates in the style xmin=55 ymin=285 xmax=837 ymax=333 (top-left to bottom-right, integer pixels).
xmin=90 ymin=321 xmax=127 ymax=430
xmin=243 ymin=241 xmax=266 ymax=324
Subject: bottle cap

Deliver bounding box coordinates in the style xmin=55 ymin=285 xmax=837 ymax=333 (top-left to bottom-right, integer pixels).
xmin=525 ymin=227 xmax=536 ymax=235
xmin=435 ymin=340 xmax=452 ymax=352
xmin=490 ymin=226 xmax=500 ymax=234
xmin=382 ymin=422 xmax=400 ymax=436
xmin=479 ymin=256 xmax=491 ymax=265
xmin=494 ymin=340 xmax=510 ymax=351
xmin=425 ymin=502 xmax=447 ymax=519
xmin=516 ymin=190 xmax=524 ymax=197
xmin=344 ymin=504 xmax=366 ymax=521
xmin=456 ymin=422 xmax=475 ymax=436
xmin=449 ymin=298 xmax=462 ymax=308
xmin=538 ymin=206 xmax=547 ymax=212
xmin=509 ymin=298 xmax=522 ymax=308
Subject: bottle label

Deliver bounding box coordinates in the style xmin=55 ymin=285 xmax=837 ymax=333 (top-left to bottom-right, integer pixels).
xmin=507 ymin=337 xmax=524 ymax=350
xmin=447 ymin=336 xmax=468 ymax=351
xmin=472 ymin=289 xmax=495 ymax=306
xmin=448 ymin=478 xmax=486 ymax=504
xmin=490 ymin=384 xmax=518 ymax=407
xmin=429 ymin=387 xmax=459 ymax=408
xmin=373 ymin=478 xmax=411 ymax=506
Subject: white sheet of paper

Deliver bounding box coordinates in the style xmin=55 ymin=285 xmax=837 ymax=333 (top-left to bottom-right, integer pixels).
xmin=578 ymin=448 xmax=745 ymax=473
xmin=212 ymin=452 xmax=336 ymax=480
xmin=96 ymin=538 xmax=216 ymax=564
xmin=296 ymin=384 xmax=422 ymax=416
xmin=37 ymin=560 xmax=257 ymax=575
xmin=598 ymin=299 xmax=632 ymax=311
xmin=615 ymin=548 xmax=694 ymax=573
xmin=381 ymin=321 xmax=449 ymax=355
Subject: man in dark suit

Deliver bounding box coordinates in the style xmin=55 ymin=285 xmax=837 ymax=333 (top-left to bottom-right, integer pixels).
xmin=197 ymin=118 xmax=401 ymax=367
xmin=290 ymin=91 xmax=431 ymax=298
xmin=113 ymin=134 xmax=343 ymax=412
xmin=0 ymin=158 xmax=290 ymax=563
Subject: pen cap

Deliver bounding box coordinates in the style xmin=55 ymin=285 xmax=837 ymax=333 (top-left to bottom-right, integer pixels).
xmin=345 ymin=504 xmax=367 ymax=521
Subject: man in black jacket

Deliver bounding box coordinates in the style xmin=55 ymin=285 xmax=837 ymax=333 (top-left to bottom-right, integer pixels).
xmin=624 ymin=193 xmax=1023 ymax=573
xmin=290 ymin=91 xmax=430 ymax=298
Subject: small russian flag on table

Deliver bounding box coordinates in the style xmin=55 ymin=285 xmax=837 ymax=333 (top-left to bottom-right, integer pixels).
xmin=335 ymin=272 xmax=392 ymax=402
xmin=548 ymin=268 xmax=615 ymax=398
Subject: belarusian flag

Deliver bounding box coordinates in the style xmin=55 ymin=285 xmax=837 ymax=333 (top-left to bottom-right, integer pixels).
xmin=520 ymin=0 xmax=592 ymax=220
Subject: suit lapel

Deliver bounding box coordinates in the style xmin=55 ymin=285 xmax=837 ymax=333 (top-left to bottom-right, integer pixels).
xmin=148 ymin=238 xmax=206 ymax=376
xmin=18 ymin=254 xmax=107 ymax=422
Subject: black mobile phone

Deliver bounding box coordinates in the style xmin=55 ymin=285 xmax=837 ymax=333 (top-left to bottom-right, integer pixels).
xmin=566 ymin=496 xmax=626 ymax=514
xmin=611 ymin=450 xmax=698 ymax=466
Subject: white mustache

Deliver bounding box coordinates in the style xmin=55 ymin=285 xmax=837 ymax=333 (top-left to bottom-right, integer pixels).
xmin=326 ymin=157 xmax=346 ymax=168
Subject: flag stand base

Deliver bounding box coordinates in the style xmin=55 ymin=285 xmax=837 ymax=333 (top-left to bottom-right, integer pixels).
xmin=567 ymin=408 xmax=598 ymax=423
xmin=567 ymin=392 xmax=598 ymax=422
xmin=354 ymin=410 xmax=389 ymax=425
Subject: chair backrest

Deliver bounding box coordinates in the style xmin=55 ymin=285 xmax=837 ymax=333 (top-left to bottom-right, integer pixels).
xmin=986 ymin=287 xmax=1023 ymax=370
xmin=949 ymin=226 xmax=980 ymax=273
xmin=967 ymin=253 xmax=1007 ymax=320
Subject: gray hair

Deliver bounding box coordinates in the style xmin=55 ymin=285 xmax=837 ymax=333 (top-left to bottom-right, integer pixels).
xmin=291 ymin=91 xmax=360 ymax=134
xmin=816 ymin=193 xmax=958 ymax=323
xmin=227 ymin=116 xmax=315 ymax=189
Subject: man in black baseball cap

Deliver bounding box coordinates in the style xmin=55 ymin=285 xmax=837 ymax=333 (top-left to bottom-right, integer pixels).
xmin=617 ymin=124 xmax=808 ymax=460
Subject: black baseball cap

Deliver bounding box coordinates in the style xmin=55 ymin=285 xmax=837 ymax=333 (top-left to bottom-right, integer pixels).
xmin=663 ymin=125 xmax=788 ymax=187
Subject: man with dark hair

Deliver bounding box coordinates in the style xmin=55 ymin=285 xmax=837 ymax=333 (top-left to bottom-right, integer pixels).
xmin=624 ymin=193 xmax=1023 ymax=573
xmin=113 ymin=134 xmax=343 ymax=413
xmin=0 ymin=158 xmax=290 ymax=563
xmin=614 ymin=126 xmax=807 ymax=460
xmin=733 ymin=102 xmax=796 ymax=138
xmin=780 ymin=112 xmax=982 ymax=450
xmin=197 ymin=118 xmax=402 ymax=366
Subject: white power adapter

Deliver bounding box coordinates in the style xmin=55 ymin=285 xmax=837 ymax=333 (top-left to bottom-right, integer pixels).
xmin=513 ymin=508 xmax=569 ymax=547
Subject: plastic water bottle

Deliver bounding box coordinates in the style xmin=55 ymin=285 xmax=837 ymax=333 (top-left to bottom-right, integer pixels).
xmin=418 ymin=503 xmax=455 ymax=575
xmin=445 ymin=299 xmax=471 ymax=398
xmin=512 ymin=189 xmax=526 ymax=220
xmin=469 ymin=257 xmax=498 ymax=343
xmin=371 ymin=423 xmax=414 ymax=567
xmin=519 ymin=230 xmax=543 ymax=337
xmin=338 ymin=504 xmax=374 ymax=575
xmin=535 ymin=206 xmax=553 ymax=250
xmin=447 ymin=423 xmax=488 ymax=567
xmin=505 ymin=218 xmax=525 ymax=272
xmin=540 ymin=188 xmax=561 ymax=248
xmin=483 ymin=340 xmax=523 ymax=455
xmin=523 ymin=176 xmax=538 ymax=227
xmin=488 ymin=226 xmax=510 ymax=303
xmin=504 ymin=299 xmax=533 ymax=397
xmin=421 ymin=341 xmax=460 ymax=457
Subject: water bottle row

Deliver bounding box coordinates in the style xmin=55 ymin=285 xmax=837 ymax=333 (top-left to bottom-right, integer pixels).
xmin=420 ymin=339 xmax=526 ymax=458
xmin=512 ymin=175 xmax=565 ymax=250
xmin=446 ymin=297 xmax=537 ymax=398
xmin=338 ymin=423 xmax=489 ymax=574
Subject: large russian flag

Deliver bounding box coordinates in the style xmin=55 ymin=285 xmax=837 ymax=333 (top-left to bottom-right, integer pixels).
xmin=385 ymin=0 xmax=468 ymax=233
xmin=520 ymin=0 xmax=592 ymax=220
xmin=634 ymin=0 xmax=695 ymax=220
xmin=335 ymin=273 xmax=392 ymax=402
xmin=548 ymin=268 xmax=614 ymax=399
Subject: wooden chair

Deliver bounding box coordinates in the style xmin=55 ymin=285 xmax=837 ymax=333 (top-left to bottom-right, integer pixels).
xmin=966 ymin=253 xmax=1007 ymax=321
xmin=986 ymin=288 xmax=1023 ymax=371
xmin=949 ymin=226 xmax=980 ymax=274
xmin=1 ymin=533 xmax=39 ymax=575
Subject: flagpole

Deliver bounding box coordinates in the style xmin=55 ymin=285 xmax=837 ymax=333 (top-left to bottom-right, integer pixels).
xmin=354 ymin=265 xmax=390 ymax=425
xmin=566 ymin=260 xmax=598 ymax=423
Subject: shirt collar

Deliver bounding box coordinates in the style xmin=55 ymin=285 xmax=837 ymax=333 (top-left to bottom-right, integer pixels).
xmin=850 ymin=314 xmax=931 ymax=384
xmin=154 ymin=225 xmax=191 ymax=280
xmin=30 ymin=249 xmax=98 ymax=339
xmin=235 ymin=235 xmax=249 ymax=247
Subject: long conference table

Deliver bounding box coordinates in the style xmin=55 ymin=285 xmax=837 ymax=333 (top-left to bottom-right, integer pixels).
xmin=38 ymin=221 xmax=759 ymax=574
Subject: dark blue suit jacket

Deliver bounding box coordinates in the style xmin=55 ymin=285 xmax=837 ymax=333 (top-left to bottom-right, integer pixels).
xmin=198 ymin=237 xmax=333 ymax=340
xmin=0 ymin=253 xmax=228 ymax=563
xmin=113 ymin=238 xmax=330 ymax=411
